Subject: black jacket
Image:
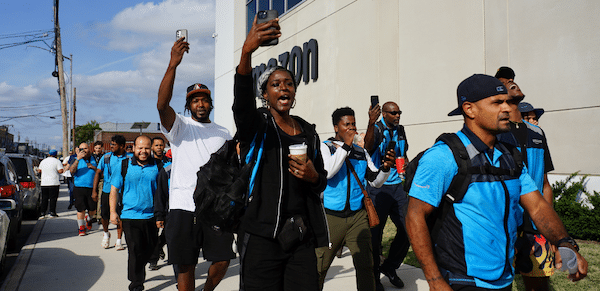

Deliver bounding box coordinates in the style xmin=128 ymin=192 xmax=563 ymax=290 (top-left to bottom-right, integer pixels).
xmin=233 ymin=72 xmax=330 ymax=248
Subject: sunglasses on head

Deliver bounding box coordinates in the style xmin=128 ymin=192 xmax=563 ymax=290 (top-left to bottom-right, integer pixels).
xmin=384 ymin=110 xmax=402 ymax=115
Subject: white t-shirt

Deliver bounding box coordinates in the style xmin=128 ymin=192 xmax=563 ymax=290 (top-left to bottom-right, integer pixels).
xmin=161 ymin=113 xmax=231 ymax=212
xmin=39 ymin=157 xmax=64 ymax=186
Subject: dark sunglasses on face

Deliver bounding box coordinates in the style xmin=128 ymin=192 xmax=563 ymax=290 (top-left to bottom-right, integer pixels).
xmin=384 ymin=111 xmax=402 ymax=116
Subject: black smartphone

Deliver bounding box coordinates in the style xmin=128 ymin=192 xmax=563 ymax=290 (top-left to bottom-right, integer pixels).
xmin=385 ymin=141 xmax=396 ymax=153
xmin=371 ymin=95 xmax=379 ymax=109
xmin=257 ymin=10 xmax=279 ymax=46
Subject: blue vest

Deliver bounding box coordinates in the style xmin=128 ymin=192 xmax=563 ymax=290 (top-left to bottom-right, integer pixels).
xmin=371 ymin=120 xmax=407 ymax=185
xmin=322 ymin=141 xmax=367 ymax=213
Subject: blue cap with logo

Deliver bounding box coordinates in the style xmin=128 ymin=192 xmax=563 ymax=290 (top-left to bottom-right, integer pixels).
xmin=448 ymin=74 xmax=508 ymax=116
xmin=49 ymin=149 xmax=58 ymax=156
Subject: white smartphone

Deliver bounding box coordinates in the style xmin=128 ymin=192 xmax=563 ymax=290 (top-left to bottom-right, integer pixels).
xmin=176 ymin=29 xmax=188 ymax=41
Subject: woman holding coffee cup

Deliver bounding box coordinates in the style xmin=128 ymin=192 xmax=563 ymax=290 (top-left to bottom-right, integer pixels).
xmin=232 ymin=15 xmax=329 ymax=291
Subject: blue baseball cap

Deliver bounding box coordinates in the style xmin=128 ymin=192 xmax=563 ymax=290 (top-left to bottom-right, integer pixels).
xmin=448 ymin=74 xmax=508 ymax=116
xmin=49 ymin=149 xmax=58 ymax=156
xmin=518 ymin=102 xmax=545 ymax=119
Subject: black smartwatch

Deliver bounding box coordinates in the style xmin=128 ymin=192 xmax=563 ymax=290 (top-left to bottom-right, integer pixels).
xmin=556 ymin=236 xmax=579 ymax=252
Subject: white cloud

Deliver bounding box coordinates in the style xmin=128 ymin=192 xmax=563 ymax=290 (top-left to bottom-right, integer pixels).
xmin=107 ymin=0 xmax=215 ymax=51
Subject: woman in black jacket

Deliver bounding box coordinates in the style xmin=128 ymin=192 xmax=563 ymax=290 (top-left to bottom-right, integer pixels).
xmin=233 ymin=16 xmax=329 ymax=291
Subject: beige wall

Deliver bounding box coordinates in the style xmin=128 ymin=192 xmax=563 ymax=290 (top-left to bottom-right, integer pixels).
xmin=215 ymin=0 xmax=600 ymax=177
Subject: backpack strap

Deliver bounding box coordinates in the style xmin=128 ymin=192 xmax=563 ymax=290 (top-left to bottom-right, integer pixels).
xmin=104 ymin=152 xmax=112 ymax=176
xmin=117 ymin=158 xmax=129 ymax=215
xmin=428 ymin=133 xmax=472 ymax=240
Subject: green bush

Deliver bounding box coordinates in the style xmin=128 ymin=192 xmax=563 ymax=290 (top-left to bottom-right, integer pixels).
xmin=553 ymin=173 xmax=600 ymax=241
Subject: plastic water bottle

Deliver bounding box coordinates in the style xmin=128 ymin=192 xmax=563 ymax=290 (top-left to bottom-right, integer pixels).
xmin=558 ymin=247 xmax=578 ymax=274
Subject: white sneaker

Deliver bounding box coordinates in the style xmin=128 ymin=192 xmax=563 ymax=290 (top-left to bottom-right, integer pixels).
xmin=115 ymin=242 xmax=125 ymax=251
xmin=101 ymin=233 xmax=110 ymax=249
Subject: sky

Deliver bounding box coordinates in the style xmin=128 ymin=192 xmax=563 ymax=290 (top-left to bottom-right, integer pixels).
xmin=0 ymin=0 xmax=216 ymax=151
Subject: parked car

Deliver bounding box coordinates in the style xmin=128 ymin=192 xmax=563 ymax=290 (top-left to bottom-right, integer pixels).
xmin=0 ymin=210 xmax=9 ymax=273
xmin=0 ymin=153 xmax=22 ymax=249
xmin=6 ymin=154 xmax=41 ymax=217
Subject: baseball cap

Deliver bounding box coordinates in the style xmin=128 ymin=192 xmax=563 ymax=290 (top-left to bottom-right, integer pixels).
xmin=448 ymin=74 xmax=508 ymax=116
xmin=186 ymin=83 xmax=211 ymax=99
xmin=518 ymin=102 xmax=545 ymax=119
xmin=49 ymin=149 xmax=57 ymax=156
xmin=495 ymin=66 xmax=515 ymax=80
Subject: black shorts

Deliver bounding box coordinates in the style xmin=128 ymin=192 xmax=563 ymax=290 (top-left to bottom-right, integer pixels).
xmin=73 ymin=187 xmax=95 ymax=212
xmin=165 ymin=209 xmax=236 ymax=265
xmin=101 ymin=191 xmax=110 ymax=220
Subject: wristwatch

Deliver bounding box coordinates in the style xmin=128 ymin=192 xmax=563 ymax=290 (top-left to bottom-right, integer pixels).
xmin=556 ymin=236 xmax=579 ymax=252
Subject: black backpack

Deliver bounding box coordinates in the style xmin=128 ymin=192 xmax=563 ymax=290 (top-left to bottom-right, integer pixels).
xmin=193 ymin=131 xmax=265 ymax=233
xmin=403 ymin=133 xmax=523 ymax=240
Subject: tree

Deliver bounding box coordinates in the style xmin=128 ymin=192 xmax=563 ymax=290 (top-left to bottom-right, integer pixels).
xmin=74 ymin=120 xmax=101 ymax=146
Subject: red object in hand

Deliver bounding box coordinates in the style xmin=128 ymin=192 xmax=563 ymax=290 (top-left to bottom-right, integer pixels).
xmin=396 ymin=157 xmax=405 ymax=174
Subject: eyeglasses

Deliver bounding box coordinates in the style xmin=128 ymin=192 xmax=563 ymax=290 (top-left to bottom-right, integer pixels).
xmin=384 ymin=111 xmax=402 ymax=116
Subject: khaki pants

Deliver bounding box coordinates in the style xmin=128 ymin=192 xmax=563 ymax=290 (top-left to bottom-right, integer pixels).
xmin=316 ymin=209 xmax=375 ymax=291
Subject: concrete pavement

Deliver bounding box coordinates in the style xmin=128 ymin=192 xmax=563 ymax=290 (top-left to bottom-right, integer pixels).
xmin=1 ymin=184 xmax=428 ymax=291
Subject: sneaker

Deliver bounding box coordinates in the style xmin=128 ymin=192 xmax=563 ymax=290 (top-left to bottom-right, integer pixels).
xmin=149 ymin=262 xmax=159 ymax=271
xmin=39 ymin=213 xmax=47 ymax=220
xmin=101 ymin=233 xmax=111 ymax=249
xmin=78 ymin=226 xmax=86 ymax=236
xmin=159 ymin=249 xmax=165 ymax=260
xmin=380 ymin=264 xmax=404 ymax=288
xmin=49 ymin=213 xmax=59 ymax=218
xmin=87 ymin=219 xmax=93 ymax=231
xmin=115 ymin=243 xmax=125 ymax=251
xmin=67 ymin=203 xmax=73 ymax=210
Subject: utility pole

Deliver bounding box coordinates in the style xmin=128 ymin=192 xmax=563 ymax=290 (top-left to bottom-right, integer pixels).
xmin=54 ymin=0 xmax=69 ymax=158
xmin=72 ymin=87 xmax=76 ymax=150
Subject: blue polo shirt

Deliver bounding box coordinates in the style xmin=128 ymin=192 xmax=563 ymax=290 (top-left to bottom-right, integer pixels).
xmin=409 ymin=126 xmax=538 ymax=289
xmin=98 ymin=152 xmax=133 ymax=193
xmin=73 ymin=157 xmax=97 ymax=188
xmin=111 ymin=157 xmax=160 ymax=220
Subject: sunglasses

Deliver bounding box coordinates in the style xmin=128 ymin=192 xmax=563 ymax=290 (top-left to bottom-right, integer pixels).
xmin=384 ymin=111 xmax=402 ymax=116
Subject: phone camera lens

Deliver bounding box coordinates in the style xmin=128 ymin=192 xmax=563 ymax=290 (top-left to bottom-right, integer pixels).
xmin=258 ymin=11 xmax=266 ymax=19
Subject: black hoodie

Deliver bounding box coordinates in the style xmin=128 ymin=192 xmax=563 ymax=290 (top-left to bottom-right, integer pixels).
xmin=233 ymin=72 xmax=330 ymax=248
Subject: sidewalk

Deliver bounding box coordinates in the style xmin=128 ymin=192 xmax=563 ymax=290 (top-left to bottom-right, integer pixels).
xmin=1 ymin=185 xmax=428 ymax=291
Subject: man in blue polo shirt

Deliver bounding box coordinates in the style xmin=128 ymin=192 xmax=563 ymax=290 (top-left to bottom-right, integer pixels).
xmin=364 ymin=101 xmax=409 ymax=290
xmin=69 ymin=142 xmax=100 ymax=236
xmin=406 ymin=74 xmax=587 ymax=290
xmin=497 ymin=80 xmax=557 ymax=291
xmin=93 ymin=134 xmax=132 ymax=250
xmin=109 ymin=135 xmax=160 ymax=291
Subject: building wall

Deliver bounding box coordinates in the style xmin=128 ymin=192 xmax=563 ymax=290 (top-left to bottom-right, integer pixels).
xmin=214 ymin=0 xmax=600 ymax=185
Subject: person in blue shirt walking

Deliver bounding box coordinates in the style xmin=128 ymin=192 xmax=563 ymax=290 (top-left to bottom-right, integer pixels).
xmin=69 ymin=142 xmax=100 ymax=236
xmin=109 ymin=135 xmax=161 ymax=291
xmin=316 ymin=107 xmax=395 ymax=291
xmin=93 ymin=134 xmax=133 ymax=250
xmin=406 ymin=74 xmax=587 ymax=291
xmin=364 ymin=101 xmax=409 ymax=290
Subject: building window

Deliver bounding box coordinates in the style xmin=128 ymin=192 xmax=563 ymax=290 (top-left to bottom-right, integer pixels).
xmin=247 ymin=0 xmax=305 ymax=33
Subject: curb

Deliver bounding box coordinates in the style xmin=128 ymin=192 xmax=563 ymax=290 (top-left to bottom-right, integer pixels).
xmin=0 ymin=218 xmax=45 ymax=291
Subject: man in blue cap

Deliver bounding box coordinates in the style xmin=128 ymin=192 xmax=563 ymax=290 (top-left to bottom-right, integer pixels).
xmin=406 ymin=74 xmax=587 ymax=290
xmin=38 ymin=149 xmax=64 ymax=218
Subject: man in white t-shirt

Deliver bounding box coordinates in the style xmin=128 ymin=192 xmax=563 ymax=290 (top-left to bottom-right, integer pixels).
xmin=157 ymin=37 xmax=233 ymax=291
xmin=38 ymin=150 xmax=64 ymax=217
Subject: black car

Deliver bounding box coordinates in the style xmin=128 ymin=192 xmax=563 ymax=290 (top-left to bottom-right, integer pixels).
xmin=0 ymin=153 xmax=22 ymax=249
xmin=6 ymin=154 xmax=42 ymax=217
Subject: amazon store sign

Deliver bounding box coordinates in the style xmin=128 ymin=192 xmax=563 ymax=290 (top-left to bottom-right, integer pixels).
xmin=252 ymin=39 xmax=318 ymax=88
